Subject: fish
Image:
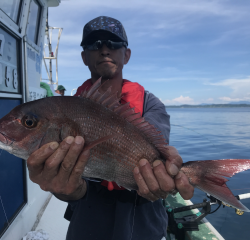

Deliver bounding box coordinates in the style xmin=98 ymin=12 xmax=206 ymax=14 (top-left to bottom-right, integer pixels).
xmin=0 ymin=77 xmax=250 ymax=212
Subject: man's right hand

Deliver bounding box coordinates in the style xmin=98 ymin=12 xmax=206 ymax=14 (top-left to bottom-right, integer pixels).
xmin=27 ymin=136 xmax=89 ymax=201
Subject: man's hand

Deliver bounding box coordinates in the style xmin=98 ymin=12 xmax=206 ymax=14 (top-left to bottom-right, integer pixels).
xmin=133 ymin=146 xmax=194 ymax=201
xmin=27 ymin=136 xmax=90 ymax=201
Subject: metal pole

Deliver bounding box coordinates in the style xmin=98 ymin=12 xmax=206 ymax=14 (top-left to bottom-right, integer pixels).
xmin=46 ymin=9 xmax=53 ymax=84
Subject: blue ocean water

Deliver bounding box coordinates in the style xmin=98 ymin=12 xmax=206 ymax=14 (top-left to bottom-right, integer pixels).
xmin=166 ymin=107 xmax=250 ymax=240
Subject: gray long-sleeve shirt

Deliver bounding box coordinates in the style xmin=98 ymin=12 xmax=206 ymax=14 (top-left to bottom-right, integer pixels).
xmin=66 ymin=91 xmax=170 ymax=240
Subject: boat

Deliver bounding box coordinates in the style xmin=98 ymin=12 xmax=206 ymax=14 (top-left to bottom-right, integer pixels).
xmin=0 ymin=1 xmax=241 ymax=239
xmin=0 ymin=1 xmax=61 ymax=239
xmin=165 ymin=193 xmax=224 ymax=240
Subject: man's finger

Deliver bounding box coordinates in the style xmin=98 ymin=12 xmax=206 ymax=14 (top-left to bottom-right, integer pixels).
xmin=165 ymin=146 xmax=183 ymax=176
xmin=28 ymin=142 xmax=59 ymax=178
xmin=133 ymin=166 xmax=158 ymax=201
xmin=152 ymin=160 xmax=175 ymax=196
xmin=137 ymin=159 xmax=164 ymax=199
xmin=57 ymin=136 xmax=86 ymax=183
xmin=69 ymin=148 xmax=90 ymax=186
xmin=175 ymin=171 xmax=194 ymax=200
xmin=43 ymin=136 xmax=75 ymax=180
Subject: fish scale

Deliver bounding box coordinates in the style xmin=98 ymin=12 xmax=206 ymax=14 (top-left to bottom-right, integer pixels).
xmin=78 ymin=99 xmax=161 ymax=189
xmin=43 ymin=96 xmax=161 ymax=189
xmin=0 ymin=78 xmax=250 ymax=211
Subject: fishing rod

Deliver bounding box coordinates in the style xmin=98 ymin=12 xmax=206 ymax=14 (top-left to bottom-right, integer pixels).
xmin=171 ymin=124 xmax=216 ymax=147
xmin=165 ymin=192 xmax=250 ymax=240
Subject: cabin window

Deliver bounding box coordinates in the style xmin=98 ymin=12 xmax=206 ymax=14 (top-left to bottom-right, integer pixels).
xmin=26 ymin=0 xmax=42 ymax=44
xmin=0 ymin=0 xmax=23 ymax=24
xmin=0 ymin=27 xmax=21 ymax=94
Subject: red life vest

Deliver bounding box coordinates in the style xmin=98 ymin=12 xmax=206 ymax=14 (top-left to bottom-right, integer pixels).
xmin=75 ymin=79 xmax=145 ymax=190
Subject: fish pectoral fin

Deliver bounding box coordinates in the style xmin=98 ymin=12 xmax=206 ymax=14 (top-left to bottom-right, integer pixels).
xmin=85 ymin=133 xmax=121 ymax=151
xmin=196 ymin=179 xmax=250 ymax=212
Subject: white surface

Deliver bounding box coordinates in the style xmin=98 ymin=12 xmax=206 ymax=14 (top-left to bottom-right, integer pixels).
xmin=22 ymin=229 xmax=49 ymax=240
xmin=238 ymin=193 xmax=250 ymax=200
xmin=29 ymin=86 xmax=47 ymax=101
xmin=1 ymin=187 xmax=51 ymax=240
xmin=35 ymin=196 xmax=69 ymax=240
xmin=48 ymin=84 xmax=61 ymax=96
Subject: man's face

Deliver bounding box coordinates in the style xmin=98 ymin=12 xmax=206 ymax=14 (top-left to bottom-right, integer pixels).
xmin=55 ymin=90 xmax=65 ymax=96
xmin=60 ymin=90 xmax=65 ymax=96
xmin=81 ymin=32 xmax=131 ymax=80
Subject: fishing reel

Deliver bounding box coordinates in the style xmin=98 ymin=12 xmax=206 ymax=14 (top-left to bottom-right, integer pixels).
xmin=165 ymin=192 xmax=250 ymax=240
xmin=206 ymin=193 xmax=250 ymax=216
xmin=165 ymin=198 xmax=211 ymax=240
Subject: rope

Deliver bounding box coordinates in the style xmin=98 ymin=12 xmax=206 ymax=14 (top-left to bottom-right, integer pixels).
xmin=171 ymin=124 xmax=216 ymax=147
xmin=0 ymin=195 xmax=10 ymax=228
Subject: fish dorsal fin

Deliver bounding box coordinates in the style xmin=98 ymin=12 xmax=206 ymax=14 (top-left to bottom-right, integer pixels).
xmin=83 ymin=77 xmax=169 ymax=159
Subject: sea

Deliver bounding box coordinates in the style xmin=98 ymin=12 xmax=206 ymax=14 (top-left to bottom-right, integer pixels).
xmin=166 ymin=107 xmax=250 ymax=240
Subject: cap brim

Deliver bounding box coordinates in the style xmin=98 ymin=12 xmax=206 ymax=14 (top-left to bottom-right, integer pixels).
xmin=81 ymin=30 xmax=126 ymax=46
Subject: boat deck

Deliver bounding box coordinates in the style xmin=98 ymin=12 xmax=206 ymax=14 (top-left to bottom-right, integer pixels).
xmin=34 ymin=193 xmax=224 ymax=240
xmin=166 ymin=193 xmax=224 ymax=240
xmin=35 ymin=195 xmax=69 ymax=240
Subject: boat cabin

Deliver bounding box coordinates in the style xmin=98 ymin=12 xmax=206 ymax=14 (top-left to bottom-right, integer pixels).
xmin=0 ymin=1 xmax=60 ymax=239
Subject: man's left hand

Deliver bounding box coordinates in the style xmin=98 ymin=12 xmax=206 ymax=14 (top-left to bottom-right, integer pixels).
xmin=133 ymin=146 xmax=194 ymax=201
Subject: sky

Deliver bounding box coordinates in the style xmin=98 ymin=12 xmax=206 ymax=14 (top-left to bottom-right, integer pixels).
xmin=43 ymin=0 xmax=250 ymax=105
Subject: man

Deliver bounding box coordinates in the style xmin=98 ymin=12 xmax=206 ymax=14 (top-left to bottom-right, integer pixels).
xmin=27 ymin=16 xmax=194 ymax=240
xmin=55 ymin=85 xmax=66 ymax=96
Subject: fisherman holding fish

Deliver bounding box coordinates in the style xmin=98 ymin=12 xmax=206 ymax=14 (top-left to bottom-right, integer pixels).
xmin=0 ymin=15 xmax=249 ymax=240
xmin=25 ymin=16 xmax=194 ymax=240
xmin=25 ymin=16 xmax=193 ymax=239
xmin=27 ymin=16 xmax=196 ymax=240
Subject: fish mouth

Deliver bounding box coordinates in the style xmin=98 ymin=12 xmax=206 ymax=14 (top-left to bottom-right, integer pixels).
xmin=0 ymin=132 xmax=13 ymax=145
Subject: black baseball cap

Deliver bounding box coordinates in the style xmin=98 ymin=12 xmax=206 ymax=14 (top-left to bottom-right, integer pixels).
xmin=80 ymin=16 xmax=128 ymax=47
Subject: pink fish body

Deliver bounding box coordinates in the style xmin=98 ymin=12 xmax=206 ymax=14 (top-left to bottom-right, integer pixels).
xmin=0 ymin=78 xmax=250 ymax=212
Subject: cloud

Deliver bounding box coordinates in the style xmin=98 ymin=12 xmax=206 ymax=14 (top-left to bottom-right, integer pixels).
xmin=208 ymin=76 xmax=250 ymax=98
xmin=51 ymin=0 xmax=250 ymax=43
xmin=173 ymin=95 xmax=194 ymax=103
xmin=46 ymin=1 xmax=250 ymax=102
xmin=209 ymin=26 xmax=250 ymax=46
xmin=161 ymin=95 xmax=195 ymax=105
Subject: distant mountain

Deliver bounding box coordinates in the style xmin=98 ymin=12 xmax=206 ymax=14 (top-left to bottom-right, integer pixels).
xmin=228 ymin=101 xmax=250 ymax=104
xmin=165 ymin=103 xmax=250 ymax=108
xmin=199 ymin=101 xmax=250 ymax=105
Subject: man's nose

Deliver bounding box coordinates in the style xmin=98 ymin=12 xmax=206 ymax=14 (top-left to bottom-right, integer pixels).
xmin=100 ymin=44 xmax=110 ymax=56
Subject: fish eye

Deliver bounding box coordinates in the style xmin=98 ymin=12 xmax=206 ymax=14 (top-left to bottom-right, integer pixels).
xmin=22 ymin=115 xmax=38 ymax=128
xmin=25 ymin=119 xmax=34 ymax=127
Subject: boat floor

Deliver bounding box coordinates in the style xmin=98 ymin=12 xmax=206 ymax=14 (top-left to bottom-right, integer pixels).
xmin=166 ymin=193 xmax=224 ymax=240
xmin=35 ymin=195 xmax=69 ymax=240
xmin=34 ymin=193 xmax=224 ymax=240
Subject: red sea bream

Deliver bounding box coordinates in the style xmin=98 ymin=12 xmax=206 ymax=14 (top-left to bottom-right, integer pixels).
xmin=0 ymin=78 xmax=250 ymax=211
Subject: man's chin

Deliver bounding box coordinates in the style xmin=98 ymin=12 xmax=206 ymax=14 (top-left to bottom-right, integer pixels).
xmin=98 ymin=71 xmax=116 ymax=80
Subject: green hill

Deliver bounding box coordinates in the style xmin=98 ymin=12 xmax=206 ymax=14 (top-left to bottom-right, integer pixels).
xmin=165 ymin=104 xmax=250 ymax=108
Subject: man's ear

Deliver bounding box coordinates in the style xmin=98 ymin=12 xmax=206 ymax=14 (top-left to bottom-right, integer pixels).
xmin=81 ymin=51 xmax=88 ymax=66
xmin=124 ymin=48 xmax=131 ymax=65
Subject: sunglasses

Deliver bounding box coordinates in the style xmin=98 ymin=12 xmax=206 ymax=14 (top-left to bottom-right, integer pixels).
xmin=84 ymin=40 xmax=127 ymax=50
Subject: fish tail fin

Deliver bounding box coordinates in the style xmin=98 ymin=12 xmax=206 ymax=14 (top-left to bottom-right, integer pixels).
xmin=182 ymin=159 xmax=250 ymax=212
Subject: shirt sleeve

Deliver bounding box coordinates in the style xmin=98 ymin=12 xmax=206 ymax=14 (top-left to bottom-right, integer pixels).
xmin=143 ymin=91 xmax=170 ymax=144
